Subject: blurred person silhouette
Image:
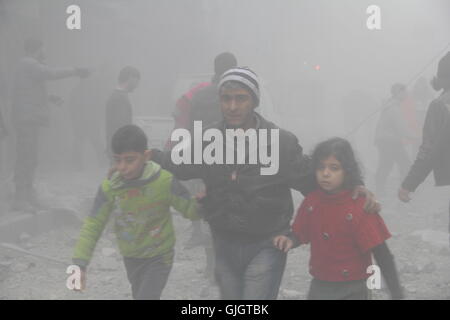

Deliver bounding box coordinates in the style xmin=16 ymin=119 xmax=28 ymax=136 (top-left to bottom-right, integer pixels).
xmin=11 ymin=37 xmax=90 ymax=212
xmin=399 ymin=52 xmax=450 ymax=245
xmin=374 ymin=84 xmax=416 ymax=197
xmin=105 ymin=66 xmax=140 ymax=161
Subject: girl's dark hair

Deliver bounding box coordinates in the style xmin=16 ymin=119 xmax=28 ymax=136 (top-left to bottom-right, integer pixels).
xmin=312 ymin=137 xmax=363 ymax=189
xmin=111 ymin=125 xmax=147 ymax=154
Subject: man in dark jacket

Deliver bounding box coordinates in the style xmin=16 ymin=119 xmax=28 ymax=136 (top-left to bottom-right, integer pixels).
xmin=152 ymin=67 xmax=378 ymax=299
xmin=105 ymin=66 xmax=140 ymax=159
xmin=399 ymin=52 xmax=450 ymax=241
xmin=11 ymin=38 xmax=89 ymax=211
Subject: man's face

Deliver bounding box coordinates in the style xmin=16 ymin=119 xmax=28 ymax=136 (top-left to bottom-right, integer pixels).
xmin=315 ymin=155 xmax=345 ymax=193
xmin=113 ymin=150 xmax=150 ymax=180
xmin=220 ymin=86 xmax=255 ymax=128
xmin=126 ymin=77 xmax=140 ymax=92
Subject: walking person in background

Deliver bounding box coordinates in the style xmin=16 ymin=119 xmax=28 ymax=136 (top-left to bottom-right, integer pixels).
xmin=11 ymin=37 xmax=89 ymax=212
xmin=105 ymin=66 xmax=140 ymax=160
xmin=374 ymin=84 xmax=416 ymax=197
xmin=398 ymin=52 xmax=450 ymax=245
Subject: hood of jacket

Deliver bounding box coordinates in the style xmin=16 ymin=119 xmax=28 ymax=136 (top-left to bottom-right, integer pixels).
xmin=109 ymin=161 xmax=161 ymax=190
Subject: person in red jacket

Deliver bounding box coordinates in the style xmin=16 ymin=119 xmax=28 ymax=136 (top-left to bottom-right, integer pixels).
xmin=274 ymin=137 xmax=403 ymax=300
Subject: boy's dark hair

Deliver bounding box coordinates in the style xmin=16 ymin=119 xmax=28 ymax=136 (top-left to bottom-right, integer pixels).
xmin=312 ymin=137 xmax=363 ymax=189
xmin=118 ymin=66 xmax=140 ymax=83
xmin=111 ymin=125 xmax=148 ymax=154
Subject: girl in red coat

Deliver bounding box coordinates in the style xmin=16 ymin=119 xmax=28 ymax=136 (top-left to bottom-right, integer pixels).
xmin=274 ymin=137 xmax=403 ymax=300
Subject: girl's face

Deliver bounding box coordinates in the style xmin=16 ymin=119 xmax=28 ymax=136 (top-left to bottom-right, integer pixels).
xmin=316 ymin=155 xmax=345 ymax=193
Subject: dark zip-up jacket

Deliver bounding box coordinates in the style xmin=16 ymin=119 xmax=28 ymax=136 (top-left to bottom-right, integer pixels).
xmin=152 ymin=112 xmax=316 ymax=240
xmin=402 ymin=90 xmax=450 ymax=191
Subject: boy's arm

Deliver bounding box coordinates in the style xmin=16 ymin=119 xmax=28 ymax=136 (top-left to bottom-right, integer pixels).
xmin=169 ymin=177 xmax=199 ymax=221
xmin=151 ymin=146 xmax=204 ymax=181
xmin=72 ymin=185 xmax=115 ymax=269
xmin=372 ymin=242 xmax=404 ymax=300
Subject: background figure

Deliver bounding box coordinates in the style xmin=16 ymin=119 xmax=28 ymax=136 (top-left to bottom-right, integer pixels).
xmin=105 ymin=66 xmax=140 ymax=160
xmin=374 ymin=84 xmax=415 ymax=197
xmin=399 ymin=52 xmax=450 ymax=243
xmin=11 ymin=38 xmax=89 ymax=212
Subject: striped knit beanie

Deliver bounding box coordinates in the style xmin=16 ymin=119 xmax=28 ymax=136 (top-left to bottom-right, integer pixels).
xmin=218 ymin=67 xmax=260 ymax=106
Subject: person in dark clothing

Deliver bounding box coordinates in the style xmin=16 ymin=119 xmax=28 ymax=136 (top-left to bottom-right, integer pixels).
xmin=399 ymin=52 xmax=450 ymax=243
xmin=152 ymin=67 xmax=380 ymax=300
xmin=374 ymin=84 xmax=414 ymax=196
xmin=11 ymin=37 xmax=89 ymax=212
xmin=105 ymin=66 xmax=140 ymax=159
xmin=274 ymin=138 xmax=403 ymax=300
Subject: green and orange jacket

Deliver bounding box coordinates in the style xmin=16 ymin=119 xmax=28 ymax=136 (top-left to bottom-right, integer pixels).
xmin=72 ymin=161 xmax=199 ymax=268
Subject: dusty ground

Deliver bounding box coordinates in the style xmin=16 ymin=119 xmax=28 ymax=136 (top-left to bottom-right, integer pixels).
xmin=0 ymin=169 xmax=449 ymax=300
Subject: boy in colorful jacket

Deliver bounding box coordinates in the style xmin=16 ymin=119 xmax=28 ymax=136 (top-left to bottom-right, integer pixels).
xmin=71 ymin=124 xmax=199 ymax=299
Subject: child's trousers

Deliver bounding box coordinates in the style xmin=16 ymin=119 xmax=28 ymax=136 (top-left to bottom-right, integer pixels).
xmin=123 ymin=250 xmax=174 ymax=300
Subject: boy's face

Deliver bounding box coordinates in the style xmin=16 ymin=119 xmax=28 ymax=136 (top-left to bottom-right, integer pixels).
xmin=315 ymin=155 xmax=345 ymax=193
xmin=113 ymin=150 xmax=150 ymax=180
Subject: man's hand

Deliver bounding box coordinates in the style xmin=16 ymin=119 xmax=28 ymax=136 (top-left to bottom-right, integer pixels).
xmin=273 ymin=235 xmax=293 ymax=253
xmin=398 ymin=188 xmax=412 ymax=203
xmin=352 ymin=185 xmax=381 ymax=213
xmin=73 ymin=270 xmax=87 ymax=292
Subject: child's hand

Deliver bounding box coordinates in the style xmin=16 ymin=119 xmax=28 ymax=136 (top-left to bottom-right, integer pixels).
xmin=273 ymin=235 xmax=293 ymax=253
